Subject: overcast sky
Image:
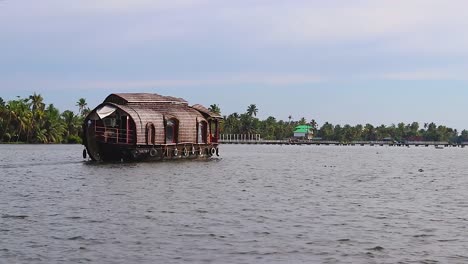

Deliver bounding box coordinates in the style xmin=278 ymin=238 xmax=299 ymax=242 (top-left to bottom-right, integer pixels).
xmin=1 ymin=0 xmax=468 ymax=129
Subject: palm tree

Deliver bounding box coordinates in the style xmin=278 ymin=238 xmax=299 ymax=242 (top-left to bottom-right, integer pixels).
xmin=316 ymin=122 xmax=330 ymax=140
xmin=3 ymin=104 xmax=14 ymax=142
xmin=44 ymin=104 xmax=65 ymax=143
xmin=409 ymin=122 xmax=419 ymax=137
xmin=28 ymin=93 xmax=46 ymax=142
xmin=0 ymin=98 xmax=5 ymax=140
xmin=29 ymin=93 xmax=45 ymax=113
xmin=309 ymin=119 xmax=318 ymax=130
xmin=6 ymin=98 xmax=31 ymax=142
xmin=246 ymin=104 xmax=258 ymax=117
xmin=61 ymin=110 xmax=80 ymax=139
xmin=17 ymin=110 xmax=31 ymax=142
xmin=76 ymin=98 xmax=87 ymax=116
xmin=47 ymin=119 xmax=65 ymax=143
xmin=363 ymin=123 xmax=376 ymax=141
xmin=35 ymin=128 xmax=48 ymax=143
xmin=208 ymin=104 xmax=221 ymax=114
xmin=240 ymin=113 xmax=257 ymax=134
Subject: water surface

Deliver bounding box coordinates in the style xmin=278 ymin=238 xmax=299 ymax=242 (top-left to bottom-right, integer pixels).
xmin=1 ymin=144 xmax=468 ymax=263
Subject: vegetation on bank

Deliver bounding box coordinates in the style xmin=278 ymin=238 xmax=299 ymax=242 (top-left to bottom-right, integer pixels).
xmin=211 ymin=104 xmax=468 ymax=143
xmin=1 ymin=94 xmax=466 ymax=144
xmin=0 ymin=94 xmax=89 ymax=144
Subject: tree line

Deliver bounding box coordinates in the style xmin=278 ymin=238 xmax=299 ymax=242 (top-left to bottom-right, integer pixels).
xmin=211 ymin=104 xmax=468 ymax=143
xmin=1 ymin=95 xmax=467 ymax=144
xmin=0 ymin=94 xmax=89 ymax=143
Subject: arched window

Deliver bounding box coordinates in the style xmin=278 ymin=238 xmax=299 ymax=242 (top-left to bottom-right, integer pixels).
xmin=198 ymin=121 xmax=207 ymax=143
xmin=165 ymin=118 xmax=178 ymax=143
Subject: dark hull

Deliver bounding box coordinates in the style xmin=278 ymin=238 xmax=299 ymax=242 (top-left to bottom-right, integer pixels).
xmin=86 ymin=142 xmax=219 ymax=162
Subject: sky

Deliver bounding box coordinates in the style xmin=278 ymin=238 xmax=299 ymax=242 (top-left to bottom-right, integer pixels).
xmin=1 ymin=0 xmax=468 ymax=130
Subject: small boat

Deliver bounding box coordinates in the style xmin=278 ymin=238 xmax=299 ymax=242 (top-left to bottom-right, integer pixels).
xmin=82 ymin=93 xmax=222 ymax=162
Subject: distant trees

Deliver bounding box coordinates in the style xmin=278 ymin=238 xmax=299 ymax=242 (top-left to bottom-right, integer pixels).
xmin=219 ymin=104 xmax=468 ymax=143
xmin=1 ymin=95 xmax=466 ymax=145
xmin=312 ymin=122 xmax=462 ymax=143
xmin=221 ymin=106 xmax=296 ymax=140
xmin=0 ymin=94 xmax=86 ymax=143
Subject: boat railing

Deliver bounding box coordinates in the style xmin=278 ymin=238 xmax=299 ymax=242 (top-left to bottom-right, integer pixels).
xmin=210 ymin=135 xmax=218 ymax=143
xmin=94 ymin=125 xmax=135 ymax=144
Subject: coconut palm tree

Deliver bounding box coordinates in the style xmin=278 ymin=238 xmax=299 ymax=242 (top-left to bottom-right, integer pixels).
xmin=309 ymin=119 xmax=318 ymax=130
xmin=240 ymin=113 xmax=257 ymax=134
xmin=0 ymin=98 xmax=5 ymax=140
xmin=29 ymin=92 xmax=45 ymax=113
xmin=44 ymin=104 xmax=65 ymax=143
xmin=2 ymin=104 xmax=14 ymax=142
xmin=208 ymin=104 xmax=221 ymax=114
xmin=61 ymin=110 xmax=80 ymax=139
xmin=76 ymin=98 xmax=88 ymax=116
xmin=35 ymin=128 xmax=48 ymax=143
xmin=246 ymin=104 xmax=258 ymax=117
xmin=6 ymin=98 xmax=31 ymax=142
xmin=28 ymin=93 xmax=46 ymax=142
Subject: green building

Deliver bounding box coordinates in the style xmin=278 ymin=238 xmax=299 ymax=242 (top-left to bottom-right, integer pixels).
xmin=293 ymin=125 xmax=314 ymax=139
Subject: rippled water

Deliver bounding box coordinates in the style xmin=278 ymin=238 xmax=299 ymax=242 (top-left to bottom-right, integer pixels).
xmin=2 ymin=144 xmax=468 ymax=263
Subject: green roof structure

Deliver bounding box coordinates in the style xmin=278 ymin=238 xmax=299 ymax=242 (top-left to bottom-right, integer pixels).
xmin=293 ymin=125 xmax=313 ymax=133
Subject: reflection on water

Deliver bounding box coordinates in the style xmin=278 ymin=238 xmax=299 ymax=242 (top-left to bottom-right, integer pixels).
xmin=1 ymin=144 xmax=468 ymax=263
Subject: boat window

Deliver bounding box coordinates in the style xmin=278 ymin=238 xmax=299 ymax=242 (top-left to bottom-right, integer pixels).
xmin=146 ymin=123 xmax=156 ymax=145
xmin=165 ymin=119 xmax=178 ymax=143
xmin=103 ymin=110 xmax=123 ymax=127
xmin=103 ymin=117 xmax=117 ymax=127
xmin=198 ymin=121 xmax=207 ymax=143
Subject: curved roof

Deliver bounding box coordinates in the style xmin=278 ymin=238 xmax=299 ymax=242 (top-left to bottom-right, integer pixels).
xmin=105 ymin=93 xmax=188 ymax=105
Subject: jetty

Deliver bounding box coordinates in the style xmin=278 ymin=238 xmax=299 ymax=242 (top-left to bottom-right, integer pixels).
xmin=219 ymin=134 xmax=468 ymax=148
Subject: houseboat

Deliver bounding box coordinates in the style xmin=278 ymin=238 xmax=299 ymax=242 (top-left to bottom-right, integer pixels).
xmin=82 ymin=93 xmax=222 ymax=162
